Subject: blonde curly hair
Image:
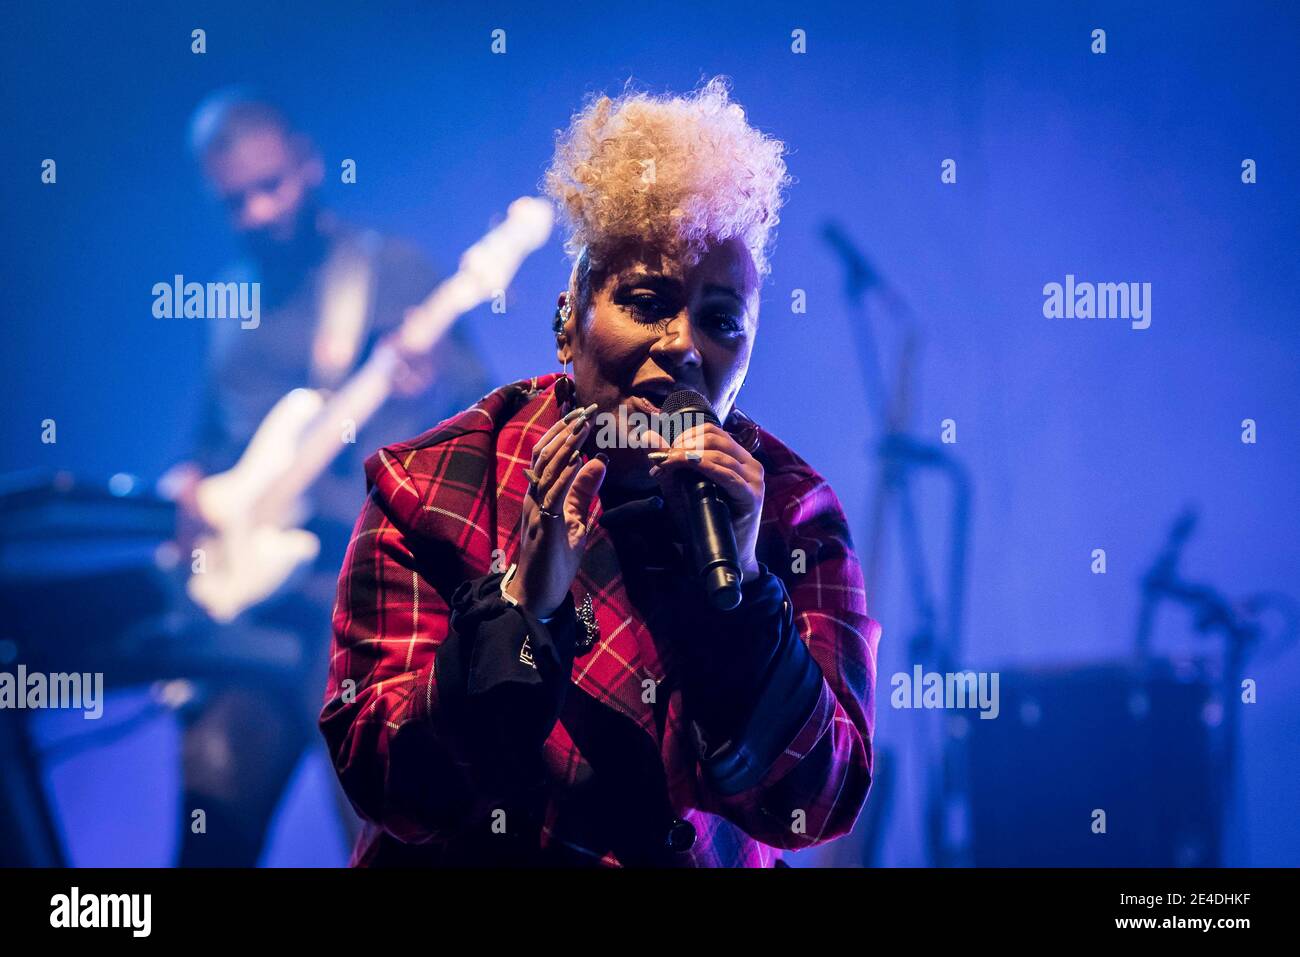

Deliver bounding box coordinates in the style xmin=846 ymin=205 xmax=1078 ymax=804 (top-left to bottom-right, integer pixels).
xmin=544 ymin=77 xmax=791 ymax=295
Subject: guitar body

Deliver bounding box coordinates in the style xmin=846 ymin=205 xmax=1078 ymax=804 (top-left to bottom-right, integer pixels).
xmin=187 ymin=524 xmax=321 ymax=624
xmin=188 ymin=388 xmax=326 ymax=623
xmin=196 ymin=387 xmax=324 ymax=529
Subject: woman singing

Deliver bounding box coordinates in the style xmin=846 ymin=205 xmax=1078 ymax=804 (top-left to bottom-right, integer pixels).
xmin=321 ymin=78 xmax=880 ymax=867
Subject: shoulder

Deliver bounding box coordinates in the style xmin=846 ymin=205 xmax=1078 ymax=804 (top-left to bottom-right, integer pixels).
xmin=326 ymin=224 xmax=442 ymax=333
xmin=326 ymin=220 xmax=433 ymax=278
xmin=372 ymin=233 xmax=438 ymax=282
xmin=359 ymin=375 xmax=545 ymax=527
xmin=749 ymin=420 xmax=851 ymax=536
xmin=747 ymin=418 xmax=866 ymax=613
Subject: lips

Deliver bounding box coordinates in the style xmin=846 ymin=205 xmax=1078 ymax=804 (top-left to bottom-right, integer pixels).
xmin=629 ymin=380 xmax=676 ymax=410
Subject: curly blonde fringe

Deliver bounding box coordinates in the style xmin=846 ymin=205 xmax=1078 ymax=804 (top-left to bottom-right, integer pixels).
xmin=543 ymin=76 xmax=791 ymax=280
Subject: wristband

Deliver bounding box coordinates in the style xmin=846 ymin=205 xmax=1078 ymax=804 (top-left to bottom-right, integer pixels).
xmin=499 ymin=563 xmax=521 ymax=606
xmin=499 ymin=563 xmax=554 ymax=623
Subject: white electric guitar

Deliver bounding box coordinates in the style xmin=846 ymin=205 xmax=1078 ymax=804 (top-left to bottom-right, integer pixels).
xmin=187 ymin=197 xmax=553 ymax=622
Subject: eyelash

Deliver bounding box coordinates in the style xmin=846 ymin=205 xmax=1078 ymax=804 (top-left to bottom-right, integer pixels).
xmin=626 ymin=296 xmax=742 ymax=334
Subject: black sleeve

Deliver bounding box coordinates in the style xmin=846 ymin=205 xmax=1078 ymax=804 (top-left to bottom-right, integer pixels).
xmin=679 ymin=562 xmax=827 ymax=796
xmin=433 ymin=570 xmax=578 ymax=791
xmin=191 ymin=328 xmax=239 ymax=475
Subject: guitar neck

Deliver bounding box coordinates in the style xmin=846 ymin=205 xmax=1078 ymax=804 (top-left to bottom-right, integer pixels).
xmin=248 ymin=196 xmax=553 ymax=523
xmin=253 ymin=345 xmax=398 ymax=521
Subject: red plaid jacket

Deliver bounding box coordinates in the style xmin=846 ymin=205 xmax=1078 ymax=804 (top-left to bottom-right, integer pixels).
xmin=321 ymin=372 xmax=880 ymax=866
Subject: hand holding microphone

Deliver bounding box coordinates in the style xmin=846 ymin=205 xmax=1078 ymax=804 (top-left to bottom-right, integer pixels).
xmin=642 ymin=389 xmax=764 ymax=610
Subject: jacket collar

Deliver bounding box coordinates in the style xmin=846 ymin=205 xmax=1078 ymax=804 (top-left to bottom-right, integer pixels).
xmin=486 ymin=374 xmax=669 ymax=735
xmin=473 ymin=372 xmax=765 ymax=737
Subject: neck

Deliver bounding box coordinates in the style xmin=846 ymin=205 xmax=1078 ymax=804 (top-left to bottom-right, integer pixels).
xmin=599 ymin=471 xmax=659 ymax=506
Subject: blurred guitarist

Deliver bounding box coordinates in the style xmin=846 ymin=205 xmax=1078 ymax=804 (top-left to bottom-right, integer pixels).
xmin=160 ymin=89 xmax=491 ymax=866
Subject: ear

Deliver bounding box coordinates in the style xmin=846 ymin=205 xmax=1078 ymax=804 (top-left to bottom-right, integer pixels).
xmin=295 ymin=135 xmax=325 ymax=188
xmin=302 ymin=154 xmax=325 ymax=188
xmin=555 ymin=285 xmax=578 ymax=366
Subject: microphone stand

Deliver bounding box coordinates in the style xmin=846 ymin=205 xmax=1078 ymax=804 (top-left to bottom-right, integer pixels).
xmin=1135 ymin=508 xmax=1288 ymax=866
xmin=823 ymin=224 xmax=973 ymax=867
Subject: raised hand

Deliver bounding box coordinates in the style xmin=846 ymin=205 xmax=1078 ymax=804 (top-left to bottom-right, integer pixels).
xmin=505 ymin=403 xmax=606 ymax=616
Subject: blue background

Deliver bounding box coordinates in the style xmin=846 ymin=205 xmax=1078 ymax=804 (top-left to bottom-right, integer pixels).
xmin=2 ymin=1 xmax=1296 ymax=866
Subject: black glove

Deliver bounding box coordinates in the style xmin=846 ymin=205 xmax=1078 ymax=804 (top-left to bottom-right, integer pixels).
xmin=679 ymin=563 xmax=826 ymax=796
xmin=435 ymin=570 xmax=578 ymax=791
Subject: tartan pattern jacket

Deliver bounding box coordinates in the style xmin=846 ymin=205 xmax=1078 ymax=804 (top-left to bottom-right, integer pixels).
xmin=321 ymin=372 xmax=880 ymax=866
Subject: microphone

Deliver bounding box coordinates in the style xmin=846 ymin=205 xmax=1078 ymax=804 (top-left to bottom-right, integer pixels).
xmin=658 ymin=388 xmax=743 ymax=611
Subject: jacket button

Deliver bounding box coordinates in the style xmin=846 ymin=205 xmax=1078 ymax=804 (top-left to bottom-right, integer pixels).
xmin=665 ymin=818 xmax=696 ymax=853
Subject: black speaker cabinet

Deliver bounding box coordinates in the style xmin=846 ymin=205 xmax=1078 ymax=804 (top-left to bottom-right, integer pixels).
xmin=964 ymin=661 xmax=1220 ymax=866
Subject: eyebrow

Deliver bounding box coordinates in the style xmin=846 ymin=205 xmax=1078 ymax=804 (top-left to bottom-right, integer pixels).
xmin=619 ymin=274 xmax=742 ymax=301
xmin=619 ymin=272 xmax=681 ymax=291
xmin=701 ymin=284 xmax=743 ymax=303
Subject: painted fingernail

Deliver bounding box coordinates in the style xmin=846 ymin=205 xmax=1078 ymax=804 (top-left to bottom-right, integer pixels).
xmin=646 ymin=452 xmax=669 ymax=463
xmin=562 ymin=407 xmax=585 ymax=424
xmin=570 ymin=416 xmax=591 ymax=434
xmin=595 ymin=452 xmax=609 ymax=464
xmin=685 ymin=450 xmax=703 ymax=462
xmin=648 ymin=465 xmax=661 ymax=477
xmin=523 ymin=468 xmax=540 ymax=484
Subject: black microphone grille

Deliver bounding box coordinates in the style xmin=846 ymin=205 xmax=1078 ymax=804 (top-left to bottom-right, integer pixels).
xmin=658 ymin=388 xmax=719 ymax=444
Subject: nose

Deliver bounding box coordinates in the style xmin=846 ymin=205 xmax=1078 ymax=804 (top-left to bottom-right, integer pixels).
xmin=651 ymin=311 xmax=703 ymax=373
